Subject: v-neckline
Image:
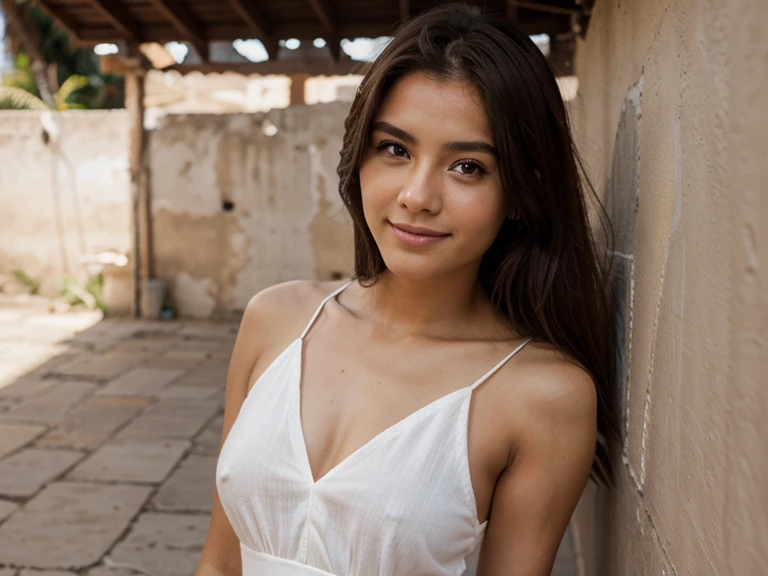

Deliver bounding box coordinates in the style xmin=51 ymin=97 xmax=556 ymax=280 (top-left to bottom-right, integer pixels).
xmin=293 ymin=336 xmax=472 ymax=486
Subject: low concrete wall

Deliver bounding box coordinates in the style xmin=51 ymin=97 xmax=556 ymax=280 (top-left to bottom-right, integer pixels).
xmin=0 ymin=110 xmax=131 ymax=294
xmin=0 ymin=103 xmax=355 ymax=318
xmin=569 ymin=0 xmax=768 ymax=574
xmin=148 ymin=102 xmax=355 ymax=319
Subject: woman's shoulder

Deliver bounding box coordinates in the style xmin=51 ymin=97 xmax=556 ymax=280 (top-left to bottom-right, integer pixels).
xmin=514 ymin=342 xmax=595 ymax=406
xmin=493 ymin=340 xmax=597 ymax=444
xmin=240 ymin=278 xmax=351 ymax=342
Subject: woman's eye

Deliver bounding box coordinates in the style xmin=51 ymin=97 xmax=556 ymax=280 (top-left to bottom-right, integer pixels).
xmin=452 ymin=161 xmax=485 ymax=178
xmin=376 ymin=141 xmax=409 ymax=159
xmin=374 ymin=142 xmax=485 ymax=179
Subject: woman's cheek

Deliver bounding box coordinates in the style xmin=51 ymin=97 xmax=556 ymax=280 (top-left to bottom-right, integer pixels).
xmin=450 ymin=193 xmax=504 ymax=242
xmin=359 ymin=167 xmax=379 ymax=220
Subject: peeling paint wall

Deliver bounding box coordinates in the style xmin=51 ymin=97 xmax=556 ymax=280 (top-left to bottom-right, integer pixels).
xmin=148 ymin=102 xmax=355 ymax=319
xmin=0 ymin=111 xmax=131 ymax=294
xmin=0 ymin=104 xmax=354 ymax=318
xmin=569 ymin=0 xmax=767 ymax=574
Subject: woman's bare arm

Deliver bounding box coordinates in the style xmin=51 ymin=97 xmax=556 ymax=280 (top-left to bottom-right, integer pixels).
xmin=194 ymin=284 xmax=302 ymax=576
xmin=477 ymin=360 xmax=597 ymax=576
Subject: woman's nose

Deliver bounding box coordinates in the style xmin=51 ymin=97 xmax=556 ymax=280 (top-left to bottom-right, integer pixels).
xmin=396 ymin=164 xmax=442 ymax=214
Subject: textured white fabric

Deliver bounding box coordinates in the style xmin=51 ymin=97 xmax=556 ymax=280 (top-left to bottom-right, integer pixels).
xmin=216 ymin=280 xmax=532 ymax=576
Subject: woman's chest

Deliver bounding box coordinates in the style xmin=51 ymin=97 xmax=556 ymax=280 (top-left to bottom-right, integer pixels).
xmin=299 ymin=335 xmax=515 ymax=524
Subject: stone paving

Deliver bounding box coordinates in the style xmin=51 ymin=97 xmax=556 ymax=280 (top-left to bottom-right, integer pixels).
xmin=0 ymin=299 xmax=234 ymax=576
xmin=0 ymin=298 xmax=578 ymax=576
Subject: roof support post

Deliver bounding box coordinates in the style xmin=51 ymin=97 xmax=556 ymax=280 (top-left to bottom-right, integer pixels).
xmin=290 ymin=72 xmax=309 ymax=106
xmin=123 ymin=50 xmax=150 ymax=318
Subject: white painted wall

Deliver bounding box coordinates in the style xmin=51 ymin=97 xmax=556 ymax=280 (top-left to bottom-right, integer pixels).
xmin=0 ymin=110 xmax=131 ymax=294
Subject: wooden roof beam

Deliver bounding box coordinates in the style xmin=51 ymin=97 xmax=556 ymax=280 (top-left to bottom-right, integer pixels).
xmin=306 ymin=0 xmax=340 ymax=61
xmin=34 ymin=0 xmax=80 ymax=41
xmin=225 ymin=0 xmax=278 ymax=59
xmin=507 ymin=1 xmax=580 ymax=17
xmin=506 ymin=0 xmax=518 ymax=21
xmin=145 ymin=0 xmax=208 ymax=61
xmin=170 ymin=57 xmax=366 ymax=76
xmin=83 ymin=0 xmax=140 ymax=42
xmin=399 ymin=0 xmax=409 ymax=21
xmin=79 ymin=21 xmax=399 ymax=44
xmin=307 ymin=0 xmax=336 ymax=33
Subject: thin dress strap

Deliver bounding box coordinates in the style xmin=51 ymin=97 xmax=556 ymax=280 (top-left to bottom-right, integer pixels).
xmin=299 ymin=279 xmax=354 ymax=340
xmin=470 ymin=337 xmax=533 ymax=391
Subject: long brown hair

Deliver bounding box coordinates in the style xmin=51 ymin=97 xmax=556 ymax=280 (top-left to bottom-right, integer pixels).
xmin=336 ymin=3 xmax=617 ymax=483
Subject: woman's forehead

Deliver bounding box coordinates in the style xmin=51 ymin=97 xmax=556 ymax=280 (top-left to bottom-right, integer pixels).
xmin=372 ymin=71 xmax=493 ymax=143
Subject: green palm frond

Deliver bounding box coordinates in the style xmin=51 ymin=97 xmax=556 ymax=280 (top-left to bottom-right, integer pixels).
xmin=1 ymin=69 xmax=37 ymax=92
xmin=0 ymin=86 xmax=49 ymax=110
xmin=54 ymin=74 xmax=89 ymax=109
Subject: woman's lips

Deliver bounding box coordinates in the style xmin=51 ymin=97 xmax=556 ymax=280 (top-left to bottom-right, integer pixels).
xmin=389 ymin=221 xmax=450 ymax=247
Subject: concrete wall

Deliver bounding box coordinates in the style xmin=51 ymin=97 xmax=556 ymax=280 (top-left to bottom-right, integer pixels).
xmin=0 ymin=110 xmax=132 ymax=294
xmin=568 ymin=0 xmax=767 ymax=574
xmin=0 ymin=103 xmax=355 ymax=317
xmin=148 ymin=102 xmax=355 ymax=319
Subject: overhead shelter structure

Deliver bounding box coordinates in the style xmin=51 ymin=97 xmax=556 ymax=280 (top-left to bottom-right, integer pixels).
xmin=34 ymin=0 xmax=593 ymax=73
xmin=30 ymin=0 xmax=595 ymax=317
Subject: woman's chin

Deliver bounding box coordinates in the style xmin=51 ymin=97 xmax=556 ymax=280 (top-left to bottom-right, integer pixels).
xmin=379 ymin=252 xmax=448 ymax=281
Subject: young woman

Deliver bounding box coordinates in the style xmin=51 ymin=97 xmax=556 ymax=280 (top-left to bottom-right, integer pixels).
xmin=196 ymin=4 xmax=616 ymax=575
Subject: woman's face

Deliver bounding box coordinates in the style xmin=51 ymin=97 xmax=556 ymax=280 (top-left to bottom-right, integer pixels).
xmin=359 ymin=71 xmax=508 ymax=281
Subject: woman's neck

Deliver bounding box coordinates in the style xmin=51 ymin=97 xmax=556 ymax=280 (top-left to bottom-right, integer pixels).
xmin=358 ymin=267 xmax=496 ymax=341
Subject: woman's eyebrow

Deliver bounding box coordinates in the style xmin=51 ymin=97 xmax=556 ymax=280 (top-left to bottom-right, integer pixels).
xmin=443 ymin=140 xmax=498 ymax=158
xmin=371 ymin=120 xmax=498 ymax=158
xmin=371 ymin=121 xmax=417 ymax=144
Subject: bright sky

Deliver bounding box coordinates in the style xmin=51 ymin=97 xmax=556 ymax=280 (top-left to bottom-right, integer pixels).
xmin=230 ymin=34 xmax=547 ymax=64
xmin=0 ymin=10 xmax=7 ymax=72
xmin=100 ymin=33 xmax=548 ymax=67
xmin=30 ymin=31 xmax=549 ymax=72
xmin=232 ymin=36 xmax=393 ymax=64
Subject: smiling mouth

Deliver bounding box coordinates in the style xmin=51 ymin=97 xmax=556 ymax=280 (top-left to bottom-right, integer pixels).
xmin=388 ymin=221 xmax=450 ymax=247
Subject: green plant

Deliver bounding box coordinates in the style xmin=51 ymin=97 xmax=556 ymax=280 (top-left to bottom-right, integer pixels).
xmin=0 ymin=85 xmax=49 ymax=110
xmin=12 ymin=268 xmax=41 ymax=294
xmin=1 ymin=53 xmax=39 ymax=95
xmin=0 ymin=71 xmax=89 ymax=110
xmin=1 ymin=2 xmax=125 ymax=110
xmin=60 ymin=273 xmax=107 ymax=313
xmin=53 ymin=74 xmax=89 ymax=110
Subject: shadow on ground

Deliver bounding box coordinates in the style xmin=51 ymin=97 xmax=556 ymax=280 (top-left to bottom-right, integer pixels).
xmin=0 ymin=298 xmax=236 ymax=576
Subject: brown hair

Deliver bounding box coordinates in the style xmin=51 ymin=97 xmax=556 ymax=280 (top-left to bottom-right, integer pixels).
xmin=336 ymin=3 xmax=617 ymax=483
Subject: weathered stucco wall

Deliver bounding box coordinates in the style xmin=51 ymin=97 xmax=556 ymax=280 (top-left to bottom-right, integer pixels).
xmin=0 ymin=110 xmax=131 ymax=294
xmin=148 ymin=102 xmax=355 ymax=318
xmin=0 ymin=103 xmax=354 ymax=317
xmin=569 ymin=0 xmax=767 ymax=574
